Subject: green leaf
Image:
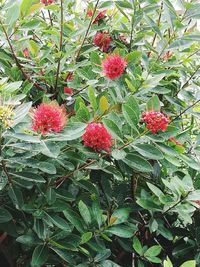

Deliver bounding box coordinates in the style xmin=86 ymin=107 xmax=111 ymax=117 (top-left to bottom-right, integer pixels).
xmin=31 ymin=245 xmax=48 ymax=267
xmin=180 ymin=260 xmax=196 ymax=267
xmin=16 ymin=234 xmax=35 ymax=246
xmin=115 ymin=1 xmax=133 ymax=9
xmin=122 ymin=104 xmax=139 ymax=131
xmin=29 ymin=40 xmax=39 ymax=57
xmin=146 ymin=95 xmax=160 ymax=111
xmin=144 ymin=245 xmax=161 ymax=257
xmin=50 ymin=247 xmax=75 ymax=264
xmin=122 ymin=153 xmax=153 ymax=173
xmin=145 ymin=256 xmax=162 ymax=263
xmin=163 ymin=257 xmax=173 ymax=267
xmin=11 ymin=172 xmax=46 ymax=183
xmin=20 ymin=0 xmax=33 ymax=17
xmin=0 ymin=208 xmax=12 ymax=223
xmin=133 ymin=237 xmax=143 ymax=256
xmin=76 ymin=103 xmax=90 ymax=122
xmin=88 ymin=86 xmax=97 ymax=112
xmin=5 ymin=2 xmax=20 ymax=27
xmin=46 ymin=214 xmax=71 ymax=232
xmin=100 ymin=96 xmax=109 ymax=114
xmin=78 ymin=200 xmax=91 ymax=225
xmin=127 ymin=95 xmax=140 ymax=119
xmin=106 ymin=225 xmax=134 ymax=238
xmin=80 ymin=232 xmax=93 ymax=244
xmin=133 ymin=144 xmax=164 ymax=160
xmin=37 ymin=162 xmax=56 ymax=174
xmin=102 ymin=118 xmax=123 ymax=141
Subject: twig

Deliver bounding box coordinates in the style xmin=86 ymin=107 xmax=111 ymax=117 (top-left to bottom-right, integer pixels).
xmin=75 ymin=0 xmax=100 ymax=61
xmin=147 ymin=2 xmax=163 ymax=58
xmin=54 ymin=130 xmax=147 ymax=188
xmin=0 ymin=20 xmax=45 ymax=91
xmin=163 ymin=191 xmax=191 ymax=215
xmin=54 ymin=0 xmax=64 ymax=92
xmin=172 ymin=98 xmax=200 ymax=122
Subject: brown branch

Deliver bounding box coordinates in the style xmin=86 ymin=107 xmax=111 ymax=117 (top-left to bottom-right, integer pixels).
xmin=54 ymin=130 xmax=147 ymax=188
xmin=54 ymin=0 xmax=64 ymax=92
xmin=0 ymin=21 xmax=45 ymax=91
xmin=75 ymin=0 xmax=100 ymax=61
xmin=163 ymin=191 xmax=191 ymax=215
xmin=147 ymin=2 xmax=163 ymax=58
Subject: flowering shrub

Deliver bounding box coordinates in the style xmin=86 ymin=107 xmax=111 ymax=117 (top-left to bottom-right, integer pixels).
xmin=0 ymin=0 xmax=200 ymax=267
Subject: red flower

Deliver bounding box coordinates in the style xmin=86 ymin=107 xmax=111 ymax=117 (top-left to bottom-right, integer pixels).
xmin=23 ymin=48 xmax=29 ymax=58
xmin=93 ymin=10 xmax=107 ymax=24
xmin=82 ymin=122 xmax=112 ymax=152
xmin=102 ymin=54 xmax=127 ymax=80
xmin=31 ymin=102 xmax=67 ymax=135
xmin=94 ymin=32 xmax=111 ymax=52
xmin=64 ymin=87 xmax=73 ymax=95
xmin=41 ymin=0 xmax=54 ymax=5
xmin=142 ymin=111 xmax=169 ymax=134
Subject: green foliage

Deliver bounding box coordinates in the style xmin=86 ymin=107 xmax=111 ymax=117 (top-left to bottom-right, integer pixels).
xmin=0 ymin=0 xmax=200 ymax=266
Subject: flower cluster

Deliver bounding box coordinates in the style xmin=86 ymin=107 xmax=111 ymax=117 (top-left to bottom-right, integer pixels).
xmin=82 ymin=122 xmax=112 ymax=152
xmin=0 ymin=106 xmax=14 ymax=129
xmin=102 ymin=54 xmax=127 ymax=80
xmin=142 ymin=111 xmax=169 ymax=134
xmin=31 ymin=102 xmax=67 ymax=135
xmin=94 ymin=32 xmax=111 ymax=52
xmin=41 ymin=0 xmax=54 ymax=5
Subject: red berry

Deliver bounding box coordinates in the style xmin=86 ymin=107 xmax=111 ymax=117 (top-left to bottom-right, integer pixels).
xmin=82 ymin=122 xmax=112 ymax=152
xmin=142 ymin=111 xmax=169 ymax=134
xmin=102 ymin=54 xmax=127 ymax=80
xmin=31 ymin=102 xmax=67 ymax=135
xmin=94 ymin=32 xmax=111 ymax=52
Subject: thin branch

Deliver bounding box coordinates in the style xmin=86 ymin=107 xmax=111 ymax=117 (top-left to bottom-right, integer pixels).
xmin=163 ymin=191 xmax=191 ymax=215
xmin=54 ymin=130 xmax=147 ymax=188
xmin=54 ymin=0 xmax=64 ymax=92
xmin=0 ymin=21 xmax=45 ymax=91
xmin=48 ymin=10 xmax=53 ymax=27
xmin=75 ymin=0 xmax=100 ymax=61
xmin=172 ymin=98 xmax=200 ymax=122
xmin=148 ymin=2 xmax=163 ymax=58
xmin=175 ymin=65 xmax=200 ymax=96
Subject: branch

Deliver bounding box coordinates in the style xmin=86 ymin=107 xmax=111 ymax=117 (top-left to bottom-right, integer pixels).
xmin=172 ymin=98 xmax=200 ymax=122
xmin=75 ymin=0 xmax=100 ymax=61
xmin=147 ymin=2 xmax=163 ymax=58
xmin=0 ymin=21 xmax=45 ymax=91
xmin=163 ymin=191 xmax=191 ymax=215
xmin=54 ymin=130 xmax=148 ymax=188
xmin=54 ymin=0 xmax=64 ymax=92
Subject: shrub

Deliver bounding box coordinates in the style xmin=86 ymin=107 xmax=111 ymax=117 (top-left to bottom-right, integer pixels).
xmin=0 ymin=0 xmax=200 ymax=266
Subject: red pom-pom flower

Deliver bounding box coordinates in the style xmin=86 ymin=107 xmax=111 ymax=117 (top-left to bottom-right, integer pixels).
xmin=142 ymin=111 xmax=169 ymax=134
xmin=82 ymin=122 xmax=112 ymax=152
xmin=31 ymin=102 xmax=67 ymax=135
xmin=102 ymin=54 xmax=127 ymax=80
xmin=94 ymin=32 xmax=111 ymax=52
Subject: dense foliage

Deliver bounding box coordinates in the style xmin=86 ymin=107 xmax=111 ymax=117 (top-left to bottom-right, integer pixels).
xmin=0 ymin=0 xmax=200 ymax=266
